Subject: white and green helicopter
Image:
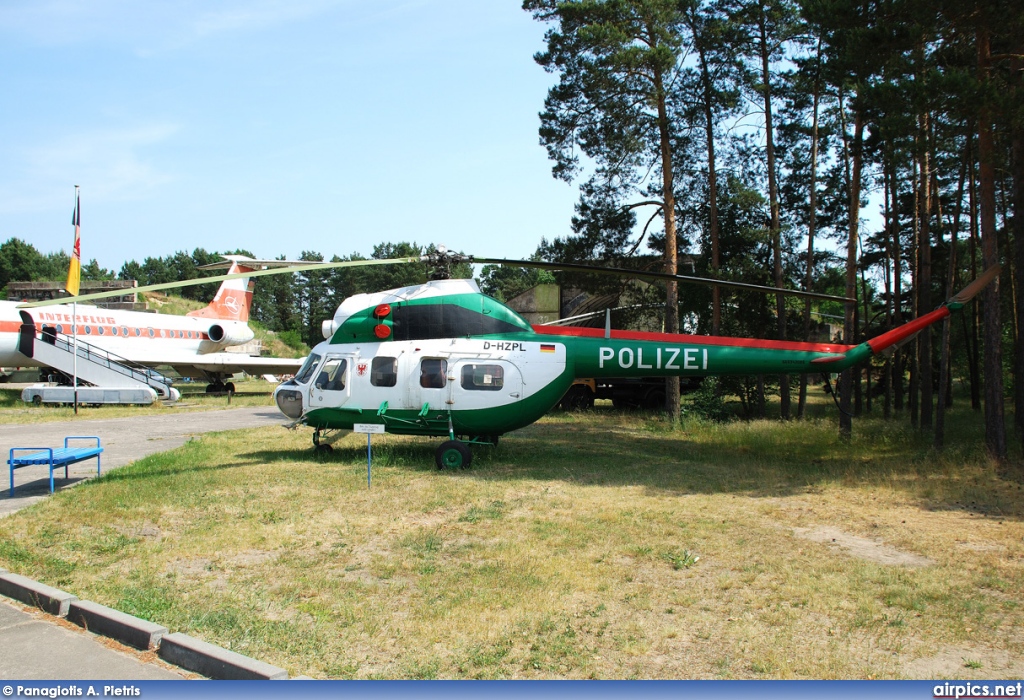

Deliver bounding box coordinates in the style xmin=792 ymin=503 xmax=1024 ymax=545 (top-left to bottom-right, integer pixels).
xmin=269 ymin=250 xmax=997 ymax=468
xmin=23 ymin=249 xmax=998 ymax=469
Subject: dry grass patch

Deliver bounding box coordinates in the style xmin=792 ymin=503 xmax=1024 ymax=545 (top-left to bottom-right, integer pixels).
xmin=0 ymin=404 xmax=1021 ymax=679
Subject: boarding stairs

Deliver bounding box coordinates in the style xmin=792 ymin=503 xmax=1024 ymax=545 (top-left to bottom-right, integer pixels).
xmin=17 ymin=313 xmax=177 ymax=399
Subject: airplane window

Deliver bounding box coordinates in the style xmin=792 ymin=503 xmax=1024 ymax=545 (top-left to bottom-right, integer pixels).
xmin=134 ymin=328 xmax=141 ymax=337
xmin=98 ymin=327 xmax=105 ymax=335
xmin=461 ymin=364 xmax=504 ymax=391
xmin=148 ymin=328 xmax=155 ymax=338
xmin=84 ymin=326 xmax=92 ymax=335
xmin=371 ymin=357 xmax=398 ymax=387
xmin=314 ymin=358 xmax=347 ymax=391
xmin=419 ymin=359 xmax=447 ymax=389
xmin=121 ymin=326 xmax=129 ymax=337
xmin=295 ymin=353 xmax=322 ymax=384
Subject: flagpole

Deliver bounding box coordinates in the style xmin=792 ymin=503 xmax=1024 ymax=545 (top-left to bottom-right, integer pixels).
xmin=71 ymin=186 xmax=80 ymax=415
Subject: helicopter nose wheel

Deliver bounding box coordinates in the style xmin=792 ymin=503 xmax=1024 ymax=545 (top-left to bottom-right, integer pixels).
xmin=435 ymin=440 xmax=472 ymax=470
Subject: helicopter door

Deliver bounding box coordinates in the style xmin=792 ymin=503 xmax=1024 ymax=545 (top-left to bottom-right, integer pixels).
xmin=309 ymin=354 xmax=353 ymax=409
xmin=413 ymin=357 xmax=450 ymax=412
xmin=450 ymin=360 xmax=522 ymax=410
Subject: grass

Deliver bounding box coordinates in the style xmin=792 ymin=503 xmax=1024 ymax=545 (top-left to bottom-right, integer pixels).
xmin=0 ymin=381 xmax=277 ymax=424
xmin=0 ymin=397 xmax=1022 ymax=679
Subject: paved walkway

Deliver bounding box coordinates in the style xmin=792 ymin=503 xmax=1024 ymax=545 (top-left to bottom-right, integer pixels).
xmin=0 ymin=406 xmax=286 ymax=679
xmin=0 ymin=599 xmax=188 ymax=680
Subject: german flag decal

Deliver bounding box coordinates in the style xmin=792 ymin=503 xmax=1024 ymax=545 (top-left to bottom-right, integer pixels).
xmin=540 ymin=344 xmax=556 ymax=353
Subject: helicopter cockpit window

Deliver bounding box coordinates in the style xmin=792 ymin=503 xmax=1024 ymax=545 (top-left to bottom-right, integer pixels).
xmin=419 ymin=359 xmax=447 ymax=389
xmin=295 ymin=353 xmax=322 ymax=385
xmin=371 ymin=357 xmax=398 ymax=387
xmin=315 ymin=358 xmax=347 ymax=391
xmin=461 ymin=364 xmax=504 ymax=391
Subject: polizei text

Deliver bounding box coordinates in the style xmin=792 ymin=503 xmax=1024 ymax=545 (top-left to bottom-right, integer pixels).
xmin=598 ymin=346 xmax=708 ymax=371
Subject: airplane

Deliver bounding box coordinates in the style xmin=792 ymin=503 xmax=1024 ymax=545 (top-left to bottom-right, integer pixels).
xmin=20 ymin=249 xmax=998 ymax=468
xmin=2 ymin=256 xmax=306 ymax=393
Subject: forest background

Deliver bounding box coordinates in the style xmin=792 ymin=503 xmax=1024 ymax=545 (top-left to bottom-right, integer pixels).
xmin=1 ymin=0 xmax=1022 ymax=463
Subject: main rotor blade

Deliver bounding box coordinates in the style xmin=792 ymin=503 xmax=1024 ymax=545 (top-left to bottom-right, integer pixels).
xmin=17 ymin=257 xmax=422 ymax=308
xmin=471 ymin=257 xmax=855 ymax=303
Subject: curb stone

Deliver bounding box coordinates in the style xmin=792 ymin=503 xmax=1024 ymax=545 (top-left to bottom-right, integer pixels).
xmin=0 ymin=573 xmax=292 ymax=680
xmin=159 ymin=633 xmax=289 ymax=680
xmin=0 ymin=572 xmax=78 ymax=617
xmin=68 ymin=599 xmax=169 ymax=651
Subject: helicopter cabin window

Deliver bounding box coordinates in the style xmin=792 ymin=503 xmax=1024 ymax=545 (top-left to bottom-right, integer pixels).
xmin=315 ymin=358 xmax=347 ymax=391
xmin=419 ymin=359 xmax=447 ymax=389
xmin=295 ymin=353 xmax=322 ymax=384
xmin=461 ymin=364 xmax=504 ymax=391
xmin=371 ymin=357 xmax=398 ymax=387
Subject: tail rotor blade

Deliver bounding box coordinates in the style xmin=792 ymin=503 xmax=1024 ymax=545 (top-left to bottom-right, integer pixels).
xmin=950 ymin=264 xmax=1001 ymax=305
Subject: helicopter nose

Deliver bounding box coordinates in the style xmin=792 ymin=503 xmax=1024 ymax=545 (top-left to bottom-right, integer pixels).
xmin=274 ymin=385 xmax=304 ymax=420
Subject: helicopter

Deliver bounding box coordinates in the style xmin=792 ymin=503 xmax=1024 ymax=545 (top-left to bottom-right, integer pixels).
xmin=269 ymin=250 xmax=998 ymax=469
xmin=23 ymin=249 xmax=998 ymax=469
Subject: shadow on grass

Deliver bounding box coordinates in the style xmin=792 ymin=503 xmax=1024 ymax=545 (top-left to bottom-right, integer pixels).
xmin=234 ymin=410 xmax=1023 ymax=521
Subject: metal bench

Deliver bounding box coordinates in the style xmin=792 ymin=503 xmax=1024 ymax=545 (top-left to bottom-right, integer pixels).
xmin=8 ymin=437 xmax=103 ymax=496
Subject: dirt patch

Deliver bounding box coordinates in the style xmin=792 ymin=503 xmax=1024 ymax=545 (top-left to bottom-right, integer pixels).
xmin=793 ymin=526 xmax=934 ymax=567
xmin=903 ymin=645 xmax=1024 ymax=679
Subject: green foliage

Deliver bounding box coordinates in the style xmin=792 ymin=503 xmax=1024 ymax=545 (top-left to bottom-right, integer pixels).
xmin=278 ymin=330 xmax=305 ymax=351
xmin=686 ymin=376 xmax=732 ymax=422
xmin=480 ymin=256 xmax=555 ymax=301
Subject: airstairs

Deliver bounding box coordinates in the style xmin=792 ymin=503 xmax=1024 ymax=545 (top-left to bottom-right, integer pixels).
xmin=17 ymin=312 xmax=178 ymax=400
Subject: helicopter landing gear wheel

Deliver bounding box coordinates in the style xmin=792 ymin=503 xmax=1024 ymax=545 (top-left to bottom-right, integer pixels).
xmin=314 ymin=443 xmax=334 ymax=455
xmin=435 ymin=440 xmax=472 ymax=470
xmin=32 ymin=395 xmax=42 ymax=406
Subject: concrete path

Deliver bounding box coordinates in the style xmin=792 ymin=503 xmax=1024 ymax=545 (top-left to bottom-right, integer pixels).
xmin=1 ymin=407 xmax=285 ymax=517
xmin=0 ymin=599 xmax=187 ymax=680
xmin=0 ymin=407 xmax=286 ymax=680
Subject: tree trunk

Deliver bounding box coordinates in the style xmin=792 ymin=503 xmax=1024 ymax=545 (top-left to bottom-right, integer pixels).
xmin=977 ymin=26 xmax=1007 ymax=461
xmin=1013 ymin=121 xmax=1024 ymax=447
xmin=799 ymin=46 xmax=823 ymax=420
xmin=968 ymin=131 xmax=982 ymax=410
xmin=918 ymin=109 xmax=933 ymax=429
xmin=698 ymin=47 xmax=722 ymax=337
xmin=758 ymin=3 xmax=789 ymax=420
xmin=936 ymin=142 xmax=968 ymax=449
xmin=840 ymin=110 xmax=864 ymax=439
xmin=883 ymin=158 xmax=894 ymax=420
xmin=891 ymin=156 xmax=905 ymax=412
xmin=654 ymin=69 xmax=681 ymax=425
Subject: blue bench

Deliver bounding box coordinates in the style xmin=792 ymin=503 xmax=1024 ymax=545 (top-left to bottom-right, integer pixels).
xmin=8 ymin=437 xmax=103 ymax=496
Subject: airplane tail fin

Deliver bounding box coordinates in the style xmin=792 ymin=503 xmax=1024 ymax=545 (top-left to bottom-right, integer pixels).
xmin=186 ymin=259 xmax=255 ymax=322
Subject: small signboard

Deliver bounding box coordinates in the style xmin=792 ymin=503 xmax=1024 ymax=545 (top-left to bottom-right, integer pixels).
xmin=353 ymin=423 xmax=386 ymax=434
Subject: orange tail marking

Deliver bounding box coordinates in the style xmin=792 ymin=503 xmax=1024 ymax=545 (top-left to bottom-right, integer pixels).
xmin=186 ymin=262 xmax=255 ymax=322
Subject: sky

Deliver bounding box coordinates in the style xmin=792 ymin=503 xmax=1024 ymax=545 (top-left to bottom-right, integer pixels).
xmin=0 ymin=0 xmax=581 ymax=273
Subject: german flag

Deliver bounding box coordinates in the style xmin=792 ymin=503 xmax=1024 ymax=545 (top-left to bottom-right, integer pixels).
xmin=540 ymin=344 xmax=556 ymax=353
xmin=66 ymin=190 xmax=81 ymax=296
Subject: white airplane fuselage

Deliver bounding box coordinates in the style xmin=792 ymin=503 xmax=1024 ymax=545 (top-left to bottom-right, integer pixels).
xmin=0 ymin=300 xmax=254 ymax=369
xmin=2 ymin=257 xmax=305 ymax=382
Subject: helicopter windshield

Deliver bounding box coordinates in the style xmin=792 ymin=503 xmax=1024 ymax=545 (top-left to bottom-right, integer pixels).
xmin=294 ymin=353 xmax=322 ymax=385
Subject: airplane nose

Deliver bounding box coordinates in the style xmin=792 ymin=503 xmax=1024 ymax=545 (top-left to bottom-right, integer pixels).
xmin=274 ymin=385 xmax=304 ymax=419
